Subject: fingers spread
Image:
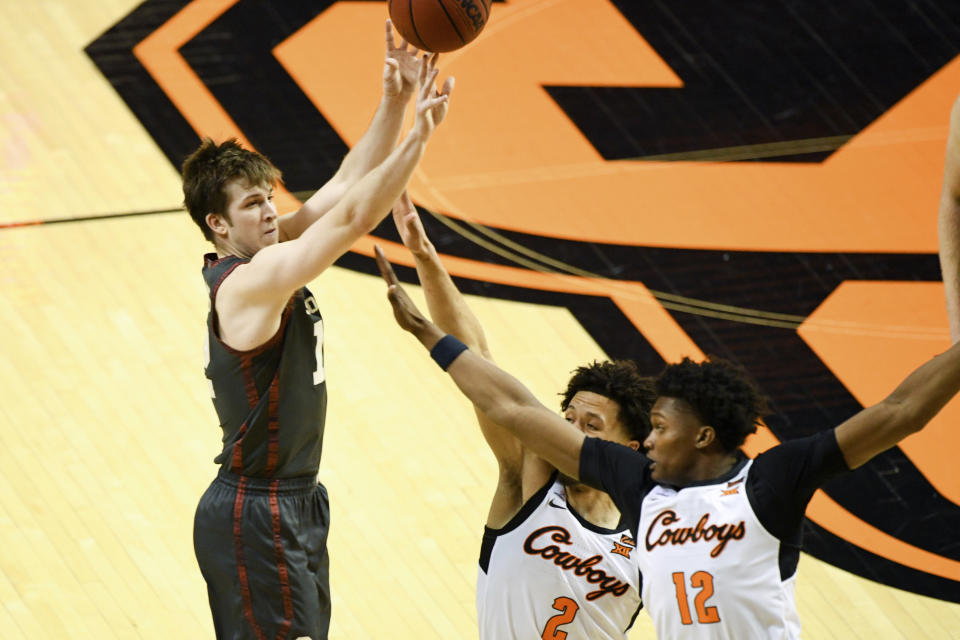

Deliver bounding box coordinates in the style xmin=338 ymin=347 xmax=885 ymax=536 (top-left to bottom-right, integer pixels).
xmin=418 ymin=55 xmax=428 ymax=86
xmin=420 ymin=68 xmax=440 ymax=101
xmin=385 ymin=19 xmax=395 ymax=49
xmin=422 ymin=94 xmax=448 ymax=110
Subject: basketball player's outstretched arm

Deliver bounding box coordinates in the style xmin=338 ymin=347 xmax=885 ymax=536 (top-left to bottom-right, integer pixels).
xmin=391 ymin=194 xmax=553 ymax=526
xmin=390 ymin=192 xmax=492 ymax=358
xmin=278 ymin=20 xmax=426 ymax=241
xmin=940 ymin=94 xmax=960 ymax=343
xmin=377 ymin=246 xmax=587 ymax=479
xmin=219 ymin=57 xmax=453 ymax=350
xmin=834 ymin=339 xmax=960 ymax=469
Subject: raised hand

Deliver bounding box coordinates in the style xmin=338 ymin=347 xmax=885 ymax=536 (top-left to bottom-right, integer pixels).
xmin=383 ymin=19 xmax=422 ymax=99
xmin=391 ymin=191 xmax=433 ymax=257
xmin=375 ymin=244 xmax=431 ymax=336
xmin=412 ymin=53 xmax=454 ymax=139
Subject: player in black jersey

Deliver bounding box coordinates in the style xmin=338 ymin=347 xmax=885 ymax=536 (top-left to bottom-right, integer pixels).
xmin=940 ymin=93 xmax=960 ymax=343
xmin=377 ymin=249 xmax=960 ymax=639
xmin=182 ymin=24 xmax=453 ymax=640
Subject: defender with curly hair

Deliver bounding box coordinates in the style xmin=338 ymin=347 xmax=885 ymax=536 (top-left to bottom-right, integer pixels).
xmin=378 ymin=244 xmax=960 ymax=640
xmin=386 ymin=193 xmax=655 ymax=639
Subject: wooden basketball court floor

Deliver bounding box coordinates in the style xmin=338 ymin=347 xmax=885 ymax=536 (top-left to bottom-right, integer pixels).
xmin=2 ymin=0 xmax=960 ymax=637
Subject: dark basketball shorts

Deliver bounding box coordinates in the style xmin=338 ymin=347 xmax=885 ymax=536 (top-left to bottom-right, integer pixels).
xmin=194 ymin=469 xmax=331 ymax=640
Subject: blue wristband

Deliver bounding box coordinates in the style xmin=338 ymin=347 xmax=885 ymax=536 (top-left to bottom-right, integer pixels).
xmin=430 ymin=334 xmax=469 ymax=371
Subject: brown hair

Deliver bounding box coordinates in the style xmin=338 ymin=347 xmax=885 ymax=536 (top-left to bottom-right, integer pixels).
xmin=181 ymin=138 xmax=282 ymax=242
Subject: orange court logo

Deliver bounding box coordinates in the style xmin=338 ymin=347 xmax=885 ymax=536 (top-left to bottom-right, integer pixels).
xmin=86 ymin=0 xmax=960 ymax=602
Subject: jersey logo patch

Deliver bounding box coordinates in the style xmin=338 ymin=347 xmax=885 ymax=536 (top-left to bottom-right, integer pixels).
xmin=610 ymin=541 xmax=632 ymax=559
xmin=721 ymin=487 xmax=740 ymax=496
xmin=548 ymin=498 xmax=567 ymax=510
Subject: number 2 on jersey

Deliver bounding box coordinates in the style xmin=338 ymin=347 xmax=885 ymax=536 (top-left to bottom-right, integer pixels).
xmin=672 ymin=571 xmax=720 ymax=624
xmin=541 ymin=596 xmax=579 ymax=640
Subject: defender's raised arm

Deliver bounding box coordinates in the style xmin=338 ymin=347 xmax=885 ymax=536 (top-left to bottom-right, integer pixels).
xmin=375 ymin=245 xmax=586 ymax=479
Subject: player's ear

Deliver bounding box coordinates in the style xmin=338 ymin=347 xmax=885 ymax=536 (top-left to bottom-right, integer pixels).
xmin=206 ymin=212 xmax=229 ymax=237
xmin=627 ymin=439 xmax=641 ymax=452
xmin=694 ymin=425 xmax=716 ymax=449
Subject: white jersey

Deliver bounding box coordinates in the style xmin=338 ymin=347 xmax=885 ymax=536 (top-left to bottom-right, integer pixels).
xmin=638 ymin=459 xmax=799 ymax=639
xmin=477 ymin=477 xmax=642 ymax=640
xmin=580 ymin=430 xmax=849 ymax=640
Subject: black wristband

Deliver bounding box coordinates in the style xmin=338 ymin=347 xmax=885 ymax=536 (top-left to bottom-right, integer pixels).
xmin=430 ymin=334 xmax=469 ymax=371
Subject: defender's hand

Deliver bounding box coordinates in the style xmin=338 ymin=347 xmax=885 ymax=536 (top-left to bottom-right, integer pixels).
xmin=375 ymin=244 xmax=432 ymax=337
xmin=392 ymin=191 xmax=433 ymax=257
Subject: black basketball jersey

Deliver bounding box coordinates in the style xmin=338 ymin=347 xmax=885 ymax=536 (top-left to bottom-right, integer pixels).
xmin=202 ymin=253 xmax=327 ymax=478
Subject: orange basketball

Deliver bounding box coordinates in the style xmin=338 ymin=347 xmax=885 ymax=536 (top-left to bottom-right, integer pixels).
xmin=388 ymin=0 xmax=493 ymax=52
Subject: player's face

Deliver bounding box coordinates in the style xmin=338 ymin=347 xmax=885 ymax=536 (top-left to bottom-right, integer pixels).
xmin=218 ymin=179 xmax=279 ymax=256
xmin=644 ymin=396 xmax=704 ymax=486
xmin=563 ymin=391 xmax=639 ymax=449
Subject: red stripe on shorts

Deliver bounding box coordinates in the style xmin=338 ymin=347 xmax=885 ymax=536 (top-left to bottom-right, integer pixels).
xmin=269 ymin=481 xmax=294 ymax=639
xmin=233 ymin=478 xmax=267 ymax=640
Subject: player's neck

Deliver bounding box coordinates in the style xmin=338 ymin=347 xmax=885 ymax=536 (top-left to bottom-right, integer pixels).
xmin=564 ymin=483 xmax=622 ymax=529
xmin=215 ymin=242 xmax=238 ymax=259
xmin=214 ymin=237 xmax=253 ymax=259
xmin=679 ymin=452 xmax=740 ymax=487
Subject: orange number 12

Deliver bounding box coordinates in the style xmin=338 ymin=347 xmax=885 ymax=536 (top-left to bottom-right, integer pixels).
xmin=672 ymin=571 xmax=720 ymax=624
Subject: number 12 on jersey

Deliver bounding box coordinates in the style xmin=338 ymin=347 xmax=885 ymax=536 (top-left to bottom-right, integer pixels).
xmin=672 ymin=570 xmax=720 ymax=625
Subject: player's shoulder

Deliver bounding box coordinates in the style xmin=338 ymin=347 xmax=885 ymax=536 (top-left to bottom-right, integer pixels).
xmin=748 ymin=428 xmax=845 ymax=493
xmin=203 ymin=252 xmax=248 ymax=286
xmin=753 ymin=428 xmax=838 ymax=461
xmin=201 ymin=257 xmax=247 ymax=315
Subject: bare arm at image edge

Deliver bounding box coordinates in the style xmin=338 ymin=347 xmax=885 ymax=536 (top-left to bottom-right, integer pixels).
xmin=939 ymin=94 xmax=960 ymax=343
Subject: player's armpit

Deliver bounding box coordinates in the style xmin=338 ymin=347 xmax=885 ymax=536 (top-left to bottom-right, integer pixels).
xmin=519 ymin=451 xmax=557 ymax=503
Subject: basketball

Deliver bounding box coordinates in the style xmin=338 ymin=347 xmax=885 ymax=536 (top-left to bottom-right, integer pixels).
xmin=388 ymin=0 xmax=493 ymax=52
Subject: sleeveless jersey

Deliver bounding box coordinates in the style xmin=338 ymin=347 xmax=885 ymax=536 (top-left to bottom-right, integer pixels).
xmin=202 ymin=253 xmax=327 ymax=478
xmin=579 ymin=430 xmax=848 ymax=640
xmin=476 ymin=476 xmax=642 ymax=640
xmin=637 ymin=459 xmax=797 ymax=639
